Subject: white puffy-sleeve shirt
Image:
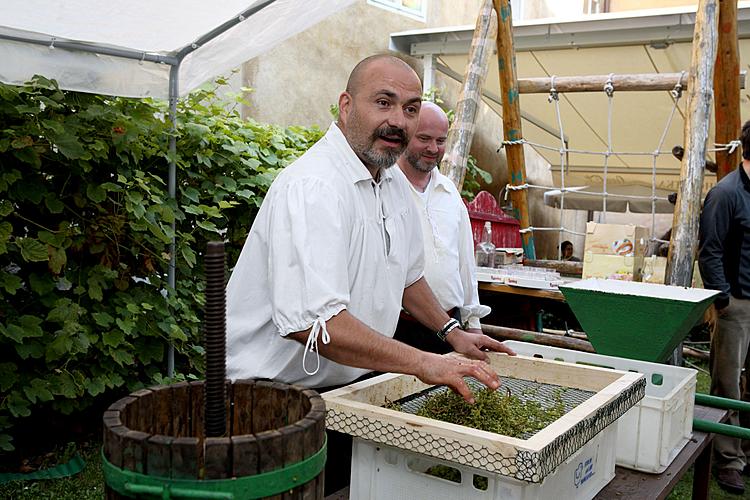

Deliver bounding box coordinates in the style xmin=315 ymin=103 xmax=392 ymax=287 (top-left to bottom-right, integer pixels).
xmin=226 ymin=123 xmax=425 ymax=388
xmin=393 ymin=168 xmax=490 ymax=330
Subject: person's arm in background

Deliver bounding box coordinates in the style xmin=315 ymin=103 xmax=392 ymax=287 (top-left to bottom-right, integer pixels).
xmin=456 ymin=196 xmax=489 ymax=334
xmin=698 ymin=188 xmax=733 ymax=312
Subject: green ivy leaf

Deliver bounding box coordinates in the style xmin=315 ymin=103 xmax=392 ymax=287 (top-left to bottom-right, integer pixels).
xmin=15 ymin=340 xmax=45 ymax=360
xmin=51 ymin=373 xmax=79 ymax=398
xmin=183 ymin=205 xmax=204 ymax=215
xmin=10 ymin=136 xmax=33 ymax=149
xmin=169 ymin=324 xmax=188 ymax=342
xmin=29 ymin=273 xmax=56 ymax=295
xmin=0 ymin=434 xmax=13 ymax=452
xmin=111 ymin=349 xmax=135 ymax=366
xmin=7 ymin=392 xmax=31 ymax=417
xmin=92 ymin=311 xmax=114 ymax=327
xmin=48 ymin=246 xmax=67 ymax=274
xmin=196 ymin=220 xmax=219 ymax=233
xmin=183 ymin=186 xmax=200 ymax=203
xmin=115 ymin=318 xmax=135 ymax=335
xmin=181 ymin=246 xmax=197 ymax=268
xmin=0 ymin=362 xmax=18 ymax=391
xmin=23 ymin=379 xmax=53 ymax=403
xmin=18 ymin=237 xmax=48 ymax=262
xmin=46 ymin=332 xmax=74 ymax=362
xmin=85 ymin=376 xmax=106 ymax=396
xmin=102 ymin=330 xmax=125 ymax=348
xmin=44 ymin=193 xmax=65 ymax=213
xmin=0 ymin=200 xmax=13 ymax=217
xmin=86 ymin=184 xmax=107 ymax=203
xmin=2 ymin=315 xmax=43 ymax=343
xmin=51 ymin=130 xmax=87 ymax=160
xmin=0 ymin=271 xmax=22 ymax=294
xmin=47 ymin=299 xmax=80 ymax=323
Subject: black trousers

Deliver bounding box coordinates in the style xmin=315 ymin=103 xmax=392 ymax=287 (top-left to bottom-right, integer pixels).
xmin=319 ymin=311 xmax=459 ymax=494
xmin=317 ymin=371 xmax=381 ymax=495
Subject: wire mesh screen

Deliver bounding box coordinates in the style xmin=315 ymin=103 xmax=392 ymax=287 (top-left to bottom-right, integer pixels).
xmin=326 ymin=373 xmax=645 ymax=483
xmin=391 ymin=377 xmax=595 ymax=440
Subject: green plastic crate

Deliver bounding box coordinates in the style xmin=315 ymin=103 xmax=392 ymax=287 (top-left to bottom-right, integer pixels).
xmin=559 ymin=279 xmax=719 ymax=362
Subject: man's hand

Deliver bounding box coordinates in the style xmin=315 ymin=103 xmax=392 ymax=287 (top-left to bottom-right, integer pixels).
xmin=416 ymin=353 xmax=500 ymax=403
xmin=445 ymin=328 xmax=516 ymax=361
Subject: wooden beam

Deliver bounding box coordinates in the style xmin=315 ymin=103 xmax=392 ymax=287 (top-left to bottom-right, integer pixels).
xmin=440 ymin=0 xmax=496 ymax=192
xmin=523 ymin=259 xmax=583 ymax=277
xmin=518 ymin=71 xmax=744 ymax=94
xmin=493 ymin=0 xmax=536 ymax=259
xmin=482 ymin=324 xmax=595 ymax=353
xmin=666 ymin=0 xmax=719 ymax=288
xmin=714 ymin=0 xmax=741 ymax=181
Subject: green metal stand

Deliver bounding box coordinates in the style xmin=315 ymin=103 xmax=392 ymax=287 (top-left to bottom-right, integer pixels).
xmin=693 ymin=393 xmax=750 ymax=439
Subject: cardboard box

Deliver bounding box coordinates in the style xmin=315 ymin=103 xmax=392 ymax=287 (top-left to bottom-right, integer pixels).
xmin=583 ymin=222 xmax=648 ymax=281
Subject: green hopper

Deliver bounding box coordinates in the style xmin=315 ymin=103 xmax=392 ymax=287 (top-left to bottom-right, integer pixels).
xmin=559 ymin=279 xmax=719 ymax=363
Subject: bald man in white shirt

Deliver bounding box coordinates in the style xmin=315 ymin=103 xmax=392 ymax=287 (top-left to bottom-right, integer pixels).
xmin=226 ymin=55 xmax=513 ymax=402
xmin=393 ymin=102 xmax=490 ymax=353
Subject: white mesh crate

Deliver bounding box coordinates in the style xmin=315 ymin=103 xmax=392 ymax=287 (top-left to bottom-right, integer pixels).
xmin=504 ymin=341 xmax=696 ymax=473
xmin=350 ymin=422 xmax=617 ymax=500
xmin=324 ymin=352 xmax=644 ymax=493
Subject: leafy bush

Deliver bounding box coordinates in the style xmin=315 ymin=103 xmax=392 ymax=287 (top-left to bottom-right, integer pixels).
xmin=0 ymin=76 xmax=323 ymax=450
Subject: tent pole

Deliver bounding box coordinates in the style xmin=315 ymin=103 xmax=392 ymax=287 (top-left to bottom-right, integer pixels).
xmin=666 ymin=0 xmax=718 ymax=289
xmin=493 ymin=0 xmax=536 ymax=259
xmin=167 ymin=64 xmax=179 ymax=378
xmin=0 ymin=33 xmax=178 ymax=65
xmin=440 ymin=0 xmax=496 ymax=192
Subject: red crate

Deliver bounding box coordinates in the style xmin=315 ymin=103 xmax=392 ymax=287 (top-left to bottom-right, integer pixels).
xmin=464 ymin=191 xmax=522 ymax=248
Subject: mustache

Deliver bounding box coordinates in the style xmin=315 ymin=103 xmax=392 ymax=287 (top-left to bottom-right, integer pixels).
xmin=374 ymin=126 xmax=407 ymax=144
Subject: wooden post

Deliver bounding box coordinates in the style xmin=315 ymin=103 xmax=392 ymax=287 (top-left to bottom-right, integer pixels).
xmin=666 ymin=0 xmax=719 ymax=288
xmin=493 ymin=0 xmax=535 ymax=259
xmin=440 ymin=0 xmax=497 ymax=192
xmin=714 ymin=0 xmax=741 ymax=180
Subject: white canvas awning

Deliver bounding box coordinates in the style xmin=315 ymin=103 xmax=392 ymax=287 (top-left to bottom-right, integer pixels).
xmin=391 ymin=4 xmax=750 ymax=200
xmin=543 ymin=184 xmax=675 ymax=213
xmin=0 ymin=0 xmax=355 ymax=98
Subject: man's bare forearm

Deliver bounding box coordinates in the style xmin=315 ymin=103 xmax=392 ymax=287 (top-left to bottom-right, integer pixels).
xmin=401 ymin=277 xmax=452 ymax=332
xmin=287 ymin=309 xmax=428 ymax=376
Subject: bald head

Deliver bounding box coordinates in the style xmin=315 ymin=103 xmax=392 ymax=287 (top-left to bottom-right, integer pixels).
xmin=337 ymin=55 xmax=423 ymax=175
xmin=400 ymin=101 xmax=450 ymax=174
xmin=418 ymin=102 xmax=449 ymax=130
xmin=346 ymin=54 xmax=422 ymax=96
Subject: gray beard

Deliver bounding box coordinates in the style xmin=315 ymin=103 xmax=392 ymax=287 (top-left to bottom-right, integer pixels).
xmin=362 ymin=147 xmax=400 ymax=170
xmin=406 ymin=151 xmax=438 ymax=173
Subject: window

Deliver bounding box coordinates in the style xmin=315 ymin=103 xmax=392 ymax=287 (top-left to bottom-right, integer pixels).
xmin=368 ymin=0 xmax=427 ymax=22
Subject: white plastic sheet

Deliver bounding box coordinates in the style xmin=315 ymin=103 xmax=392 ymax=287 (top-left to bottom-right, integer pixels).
xmin=0 ymin=0 xmax=356 ymax=98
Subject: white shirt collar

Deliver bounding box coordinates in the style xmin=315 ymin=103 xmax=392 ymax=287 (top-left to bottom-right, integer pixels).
xmin=326 ymin=122 xmax=394 ymax=185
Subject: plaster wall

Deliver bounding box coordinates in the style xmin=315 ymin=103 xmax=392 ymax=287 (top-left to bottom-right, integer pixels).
xmin=239 ymin=0 xmax=588 ymax=259
xmin=607 ymin=0 xmax=696 ymax=12
xmin=241 ymin=0 xmax=485 ymax=127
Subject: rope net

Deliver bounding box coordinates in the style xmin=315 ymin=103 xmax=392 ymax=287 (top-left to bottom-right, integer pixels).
xmin=499 ymin=72 xmax=737 ymax=259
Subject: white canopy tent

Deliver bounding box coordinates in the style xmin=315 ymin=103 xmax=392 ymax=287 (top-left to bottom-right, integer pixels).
xmin=0 ymin=0 xmax=355 ymax=99
xmin=0 ymin=0 xmax=356 ymax=374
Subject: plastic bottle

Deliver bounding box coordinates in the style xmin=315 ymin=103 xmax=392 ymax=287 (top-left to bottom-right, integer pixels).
xmin=475 ymin=221 xmax=496 ymax=268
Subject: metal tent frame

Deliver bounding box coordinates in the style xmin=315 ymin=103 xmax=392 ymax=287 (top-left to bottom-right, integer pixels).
xmin=1 ymin=0 xmax=355 ymax=375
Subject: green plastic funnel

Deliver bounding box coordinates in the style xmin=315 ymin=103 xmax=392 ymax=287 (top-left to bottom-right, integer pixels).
xmin=559 ymin=279 xmax=719 ymax=362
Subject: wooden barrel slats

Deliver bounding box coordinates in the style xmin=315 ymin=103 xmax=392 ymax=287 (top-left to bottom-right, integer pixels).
xmin=103 ymin=380 xmax=326 ymax=499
